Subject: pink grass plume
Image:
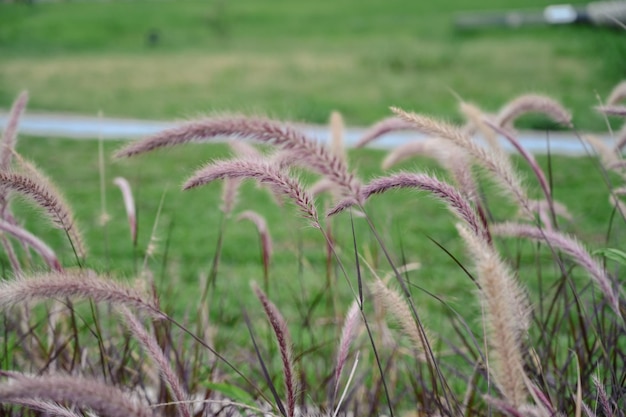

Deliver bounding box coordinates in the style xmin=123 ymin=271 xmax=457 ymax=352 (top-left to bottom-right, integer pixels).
xmin=0 ymin=218 xmax=61 ymax=272
xmin=355 ymin=116 xmax=416 ymax=148
xmin=113 ymin=177 xmax=137 ymax=245
xmin=492 ymin=222 xmax=621 ymax=317
xmin=252 ymin=282 xmax=298 ymax=417
xmin=333 ymin=301 xmax=360 ymax=402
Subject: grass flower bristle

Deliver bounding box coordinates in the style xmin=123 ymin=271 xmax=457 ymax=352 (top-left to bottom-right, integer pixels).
xmin=252 ymin=282 xmax=298 ymax=417
xmin=0 ymin=269 xmax=162 ymax=317
xmin=491 ymin=222 xmax=621 ymax=316
xmin=0 ymin=170 xmax=87 ymax=260
xmin=457 ymin=224 xmax=530 ymax=408
xmin=355 ymin=116 xmax=416 ymax=148
xmin=115 ymin=115 xmax=361 ymax=198
xmin=494 ymin=94 xmax=572 ymax=128
xmin=330 ymin=172 xmax=490 ymax=243
xmin=391 ymin=107 xmax=529 ymax=209
xmin=184 ymin=158 xmax=320 ymax=228
xmin=0 ymin=373 xmax=154 ymax=417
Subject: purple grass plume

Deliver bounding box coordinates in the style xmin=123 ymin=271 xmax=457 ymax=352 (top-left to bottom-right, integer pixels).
xmin=492 ymin=222 xmax=621 ymax=317
xmin=329 ymin=172 xmax=490 ymax=244
xmin=0 ymin=269 xmax=162 ymax=318
xmin=252 ymin=282 xmax=298 ymax=417
xmin=237 ymin=210 xmax=273 ymax=271
xmin=113 ymin=177 xmax=137 ymax=245
xmin=607 ymin=81 xmax=626 ymax=106
xmin=381 ymin=138 xmax=479 ymax=203
xmin=596 ymin=105 xmax=626 ymax=117
xmin=115 ymin=115 xmax=361 ymax=198
xmin=184 ymin=158 xmax=320 ymax=228
xmin=495 ymin=94 xmax=573 ymax=128
xmin=0 ymin=218 xmax=62 ymax=271
xmin=0 ymin=91 xmax=28 ymax=172
xmin=391 ymin=107 xmax=529 ymax=210
xmin=486 ymin=120 xmax=552 ymax=204
xmin=121 ymin=306 xmax=192 ymax=417
xmin=333 ymin=300 xmax=361 ymax=402
xmin=0 ymin=170 xmax=87 ymax=260
xmin=370 ymin=279 xmax=431 ymax=363
xmin=457 ymin=224 xmax=531 ymax=408
xmin=0 ymin=373 xmax=154 ymax=417
xmin=459 ymin=101 xmax=501 ymax=152
xmin=355 ymin=116 xmax=416 ymax=148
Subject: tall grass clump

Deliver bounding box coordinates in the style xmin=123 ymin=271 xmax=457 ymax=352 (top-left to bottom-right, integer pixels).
xmin=1 ymin=81 xmax=625 ymax=417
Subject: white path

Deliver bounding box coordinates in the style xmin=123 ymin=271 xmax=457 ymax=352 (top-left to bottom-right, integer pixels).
xmin=0 ymin=111 xmax=613 ymax=156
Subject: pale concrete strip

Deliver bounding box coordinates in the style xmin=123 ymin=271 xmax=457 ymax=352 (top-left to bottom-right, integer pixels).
xmin=0 ymin=111 xmax=613 ymax=156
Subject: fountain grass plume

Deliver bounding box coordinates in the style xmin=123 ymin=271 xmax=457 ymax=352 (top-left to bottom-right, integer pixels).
xmin=456 ymin=223 xmax=530 ymax=408
xmin=184 ymin=157 xmax=320 ymax=228
xmin=491 ymin=222 xmax=621 ymax=317
xmin=583 ymin=135 xmax=621 ymax=170
xmin=252 ymin=282 xmax=298 ymax=417
xmin=0 ymin=91 xmax=28 ymax=172
xmin=592 ymin=376 xmax=613 ymax=417
xmin=494 ymin=94 xmax=572 ymax=128
xmin=355 ymin=116 xmax=416 ymax=148
xmin=391 ymin=107 xmax=529 ymax=210
xmin=459 ymin=101 xmax=501 ymax=152
xmin=329 ymin=172 xmax=490 ymax=244
xmin=221 ymin=177 xmax=242 ymax=216
xmin=382 ymin=138 xmax=479 ymax=203
xmin=5 ymin=398 xmax=83 ymax=417
xmin=115 ymin=115 xmax=361 ymax=198
xmin=486 ymin=121 xmax=552 ymax=204
xmin=596 ymin=105 xmax=626 ymax=117
xmin=607 ymin=81 xmax=626 ymax=106
xmin=333 ymin=300 xmax=361 ymax=402
xmin=0 ymin=92 xmax=28 ymax=266
xmin=120 ymin=306 xmax=192 ymax=417
xmin=309 ymin=178 xmax=337 ymax=197
xmin=228 ymin=138 xmax=262 ymax=158
xmin=519 ymin=199 xmax=572 ymax=230
xmin=330 ymin=110 xmax=347 ymax=164
xmin=237 ymin=210 xmax=273 ymax=269
xmin=0 ymin=269 xmax=162 ymax=318
xmin=381 ymin=138 xmax=440 ymax=170
xmin=614 ymin=123 xmax=626 ymax=152
xmin=113 ymin=177 xmax=137 ymax=245
xmin=370 ymin=279 xmax=431 ymax=362
xmin=0 ymin=218 xmax=61 ymax=271
xmin=0 ymin=170 xmax=87 ymax=260
xmin=0 ymin=373 xmax=154 ymax=417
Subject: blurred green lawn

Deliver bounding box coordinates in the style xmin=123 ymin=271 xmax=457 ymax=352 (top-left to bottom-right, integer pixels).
xmin=1 ymin=0 xmax=624 ymax=129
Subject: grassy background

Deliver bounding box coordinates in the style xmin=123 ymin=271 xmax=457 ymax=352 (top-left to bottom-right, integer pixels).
xmin=1 ymin=0 xmax=624 ymax=129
